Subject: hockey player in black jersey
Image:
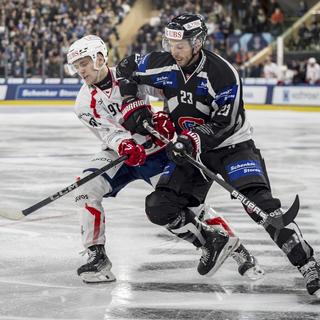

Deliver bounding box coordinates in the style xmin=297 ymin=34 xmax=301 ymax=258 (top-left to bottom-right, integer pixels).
xmin=117 ymin=13 xmax=320 ymax=297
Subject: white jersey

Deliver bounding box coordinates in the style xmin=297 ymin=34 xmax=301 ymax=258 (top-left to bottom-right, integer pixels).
xmin=74 ymin=67 xmax=164 ymax=155
xmin=306 ymin=63 xmax=320 ymax=84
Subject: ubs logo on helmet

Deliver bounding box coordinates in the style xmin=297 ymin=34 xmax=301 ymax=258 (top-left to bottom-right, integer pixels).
xmin=165 ymin=28 xmax=184 ymax=40
xmin=178 ymin=117 xmax=204 ymax=130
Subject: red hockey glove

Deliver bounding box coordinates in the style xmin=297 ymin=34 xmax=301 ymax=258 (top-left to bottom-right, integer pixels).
xmin=120 ymin=97 xmax=152 ymax=136
xmin=152 ymin=111 xmax=175 ymax=146
xmin=166 ymin=130 xmax=201 ymax=166
xmin=118 ymin=139 xmax=146 ymax=166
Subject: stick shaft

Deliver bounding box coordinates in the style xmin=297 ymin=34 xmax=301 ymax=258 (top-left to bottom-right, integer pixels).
xmin=22 ymin=155 xmax=127 ymax=216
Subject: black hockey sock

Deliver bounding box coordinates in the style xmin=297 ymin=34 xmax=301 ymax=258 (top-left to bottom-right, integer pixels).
xmin=167 ymin=208 xmax=206 ymax=248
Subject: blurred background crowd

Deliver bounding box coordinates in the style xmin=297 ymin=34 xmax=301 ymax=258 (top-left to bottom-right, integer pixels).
xmin=0 ymin=0 xmax=320 ymax=84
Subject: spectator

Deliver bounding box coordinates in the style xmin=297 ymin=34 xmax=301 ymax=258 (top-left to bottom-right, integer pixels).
xmin=290 ymin=59 xmax=306 ymax=84
xmin=277 ymin=65 xmax=296 ymax=85
xmin=270 ymin=8 xmax=284 ymax=36
xmin=297 ymin=1 xmax=308 ymax=17
xmin=255 ymin=8 xmax=268 ymax=32
xmin=267 ymin=0 xmax=280 ymax=18
xmin=263 ymin=55 xmax=278 ymax=79
xmin=305 ymin=57 xmax=320 ymax=84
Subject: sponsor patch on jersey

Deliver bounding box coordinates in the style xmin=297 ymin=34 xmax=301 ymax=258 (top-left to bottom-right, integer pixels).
xmin=226 ymin=160 xmax=263 ymax=181
xmin=178 ymin=117 xmax=205 ymax=131
xmin=196 ymin=78 xmax=208 ymax=96
xmin=137 ymin=53 xmax=151 ymax=72
xmin=214 ymin=84 xmax=238 ymax=107
xmin=161 ymin=162 xmax=176 ymax=176
xmin=151 ymin=72 xmax=177 ymax=88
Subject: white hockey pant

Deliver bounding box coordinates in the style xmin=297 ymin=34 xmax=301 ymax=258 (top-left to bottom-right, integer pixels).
xmin=74 ymin=150 xmax=123 ymax=249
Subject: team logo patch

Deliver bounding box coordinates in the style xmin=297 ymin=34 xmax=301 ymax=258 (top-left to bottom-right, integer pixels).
xmin=226 ymin=160 xmax=263 ymax=181
xmin=178 ymin=117 xmax=204 ymax=131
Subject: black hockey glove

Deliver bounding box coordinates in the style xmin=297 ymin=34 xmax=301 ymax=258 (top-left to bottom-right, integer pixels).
xmin=119 ymin=78 xmax=138 ymax=97
xmin=120 ymin=97 xmax=153 ymax=135
xmin=166 ymin=131 xmax=201 ymax=166
xmin=116 ymin=56 xmax=138 ymax=79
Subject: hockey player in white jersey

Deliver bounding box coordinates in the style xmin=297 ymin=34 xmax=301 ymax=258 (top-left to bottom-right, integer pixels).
xmin=67 ymin=35 xmax=264 ymax=283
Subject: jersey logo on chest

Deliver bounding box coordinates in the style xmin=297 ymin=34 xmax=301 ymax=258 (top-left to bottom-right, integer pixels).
xmin=178 ymin=116 xmax=205 ymax=131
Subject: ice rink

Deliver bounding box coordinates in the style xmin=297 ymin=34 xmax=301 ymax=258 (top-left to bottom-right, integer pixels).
xmin=0 ymin=105 xmax=320 ymax=320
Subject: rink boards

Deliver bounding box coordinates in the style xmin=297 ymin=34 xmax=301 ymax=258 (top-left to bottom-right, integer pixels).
xmin=1 ymin=99 xmax=320 ymax=113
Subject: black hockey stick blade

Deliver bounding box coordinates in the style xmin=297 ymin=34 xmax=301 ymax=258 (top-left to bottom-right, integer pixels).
xmin=283 ymin=194 xmax=300 ymax=225
xmin=0 ymin=155 xmax=128 ymax=220
xmin=262 ymin=195 xmax=299 ymax=229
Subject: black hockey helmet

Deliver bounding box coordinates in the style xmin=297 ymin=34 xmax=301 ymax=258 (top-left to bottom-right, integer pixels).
xmin=162 ymin=13 xmax=207 ymax=51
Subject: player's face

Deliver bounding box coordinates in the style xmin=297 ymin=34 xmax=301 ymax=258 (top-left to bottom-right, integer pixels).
xmin=72 ymin=56 xmax=98 ymax=85
xmin=169 ymin=39 xmax=194 ymax=67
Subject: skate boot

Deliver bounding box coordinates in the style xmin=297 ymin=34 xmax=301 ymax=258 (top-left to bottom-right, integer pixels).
xmin=231 ymin=243 xmax=264 ymax=280
xmin=298 ymin=256 xmax=320 ymax=297
xmin=77 ymin=245 xmax=116 ymax=283
xmin=198 ymin=226 xmax=239 ymax=277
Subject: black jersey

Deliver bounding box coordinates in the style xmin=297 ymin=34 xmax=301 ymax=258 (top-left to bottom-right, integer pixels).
xmin=117 ymin=49 xmax=252 ymax=150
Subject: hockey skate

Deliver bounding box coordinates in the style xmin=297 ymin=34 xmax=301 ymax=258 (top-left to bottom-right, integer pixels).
xmin=198 ymin=204 xmax=264 ymax=280
xmin=298 ymin=256 xmax=320 ymax=298
xmin=231 ymin=243 xmax=264 ymax=280
xmin=198 ymin=226 xmax=239 ymax=276
xmin=78 ymin=245 xmax=116 ymax=283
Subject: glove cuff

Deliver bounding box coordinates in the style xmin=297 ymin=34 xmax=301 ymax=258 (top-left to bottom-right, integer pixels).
xmin=121 ymin=97 xmax=151 ymax=121
xmin=181 ymin=130 xmax=201 ymax=154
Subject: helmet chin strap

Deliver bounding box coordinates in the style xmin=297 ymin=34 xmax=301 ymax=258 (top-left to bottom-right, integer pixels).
xmin=94 ymin=60 xmax=108 ymax=83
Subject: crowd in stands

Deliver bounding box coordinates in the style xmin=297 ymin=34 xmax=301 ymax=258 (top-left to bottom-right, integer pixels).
xmin=0 ymin=0 xmax=318 ymax=84
xmin=128 ymin=0 xmax=319 ymax=84
xmin=0 ymin=0 xmax=134 ymax=78
xmin=129 ymin=0 xmax=290 ymax=67
xmin=243 ymin=55 xmax=320 ymax=85
xmin=286 ymin=16 xmax=320 ymax=52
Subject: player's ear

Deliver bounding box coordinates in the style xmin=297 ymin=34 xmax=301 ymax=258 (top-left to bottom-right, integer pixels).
xmin=194 ymin=38 xmax=202 ymax=53
xmin=97 ymin=53 xmax=106 ymax=67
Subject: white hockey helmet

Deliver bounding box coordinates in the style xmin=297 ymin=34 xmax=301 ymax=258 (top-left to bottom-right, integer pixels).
xmin=67 ymin=35 xmax=108 ymax=75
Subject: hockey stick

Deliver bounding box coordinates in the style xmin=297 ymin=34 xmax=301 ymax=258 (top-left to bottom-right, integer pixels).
xmin=143 ymin=121 xmax=299 ymax=229
xmin=0 ymin=155 xmax=128 ymax=220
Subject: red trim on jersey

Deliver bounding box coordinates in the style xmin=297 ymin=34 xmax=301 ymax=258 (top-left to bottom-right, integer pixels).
xmin=85 ymin=204 xmax=102 ymax=244
xmin=90 ymin=89 xmax=100 ymax=118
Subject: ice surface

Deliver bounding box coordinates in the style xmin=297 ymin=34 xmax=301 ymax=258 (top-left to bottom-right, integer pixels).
xmin=0 ymin=106 xmax=320 ymax=319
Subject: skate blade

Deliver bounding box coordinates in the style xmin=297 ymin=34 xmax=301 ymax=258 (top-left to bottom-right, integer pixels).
xmin=314 ymin=288 xmax=320 ymax=299
xmin=244 ymin=266 xmax=265 ymax=281
xmin=80 ymin=269 xmax=116 ymax=283
xmin=205 ymin=236 xmax=240 ymax=277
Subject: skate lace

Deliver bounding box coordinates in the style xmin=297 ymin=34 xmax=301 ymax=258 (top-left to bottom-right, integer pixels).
xmin=231 ymin=249 xmax=248 ymax=266
xmin=79 ymin=249 xmax=89 ymax=256
xmin=300 ymin=260 xmax=319 ymax=284
xmin=79 ymin=248 xmax=97 ymax=263
xmin=200 ymin=248 xmax=210 ymax=265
